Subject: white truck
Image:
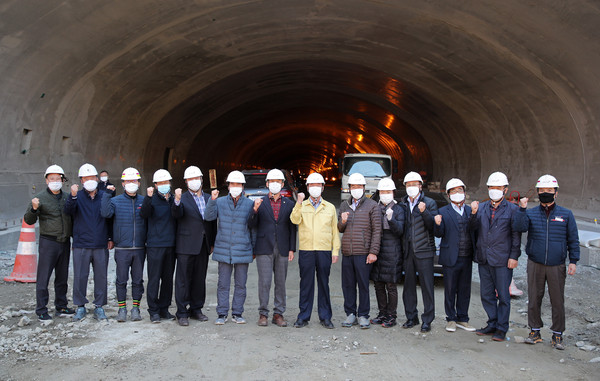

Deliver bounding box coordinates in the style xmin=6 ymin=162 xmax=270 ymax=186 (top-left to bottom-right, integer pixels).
xmin=340 ymin=153 xmax=394 ymax=201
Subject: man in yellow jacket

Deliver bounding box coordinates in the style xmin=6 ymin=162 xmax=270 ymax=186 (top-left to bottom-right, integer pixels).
xmin=291 ymin=173 xmax=341 ymax=329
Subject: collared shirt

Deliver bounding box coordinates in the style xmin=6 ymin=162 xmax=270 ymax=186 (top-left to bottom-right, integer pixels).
xmin=542 ymin=203 xmax=556 ymax=218
xmin=490 ymin=202 xmax=499 ymax=221
xmin=409 ymin=194 xmax=420 ymax=212
xmin=310 ymin=197 xmax=322 ymax=210
xmin=351 ymin=198 xmax=360 ymax=211
xmin=269 ymin=195 xmax=281 ymax=220
xmin=232 ymin=195 xmax=241 ymax=208
xmin=451 ymin=202 xmax=465 ymax=216
xmin=191 ymin=190 xmax=206 ymax=218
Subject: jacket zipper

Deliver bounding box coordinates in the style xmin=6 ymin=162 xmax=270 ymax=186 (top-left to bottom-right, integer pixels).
xmin=132 ymin=196 xmax=136 ymax=247
xmin=544 ymin=208 xmax=549 ymax=265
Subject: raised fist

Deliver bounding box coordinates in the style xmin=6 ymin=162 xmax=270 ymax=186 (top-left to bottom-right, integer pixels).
xmin=519 ymin=197 xmax=528 ymax=208
xmin=385 ymin=208 xmax=394 ymax=221
xmin=434 ymin=214 xmax=442 ymax=226
xmin=211 ymin=189 xmax=219 ymax=200
xmin=174 ymin=188 xmax=182 ymax=202
xmin=341 ymin=211 xmax=349 ymax=223
xmin=471 ymin=201 xmax=479 ymax=214
xmin=147 ymin=187 xmax=154 ymax=197
xmin=71 ymin=184 xmax=79 ymax=197
xmin=31 ymin=198 xmax=40 ymax=211
xmin=297 ymin=193 xmax=305 ymax=203
xmin=418 ymin=202 xmax=426 ymax=213
xmin=106 ymin=185 xmax=116 ymax=191
xmin=254 ymin=198 xmax=263 ymax=211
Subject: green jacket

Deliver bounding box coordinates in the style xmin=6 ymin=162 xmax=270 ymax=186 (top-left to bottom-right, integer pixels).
xmin=24 ymin=188 xmax=72 ymax=243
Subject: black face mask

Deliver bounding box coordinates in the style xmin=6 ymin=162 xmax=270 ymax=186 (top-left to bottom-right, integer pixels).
xmin=538 ymin=192 xmax=555 ymax=204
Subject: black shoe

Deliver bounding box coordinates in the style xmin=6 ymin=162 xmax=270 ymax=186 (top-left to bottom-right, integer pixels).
xmin=55 ymin=307 xmax=75 ymax=317
xmin=191 ymin=311 xmax=208 ymax=322
xmin=320 ymin=319 xmax=335 ymax=329
xmin=177 ymin=317 xmax=189 ymax=326
xmin=38 ymin=312 xmax=52 ymax=321
xmin=150 ymin=314 xmax=161 ymax=323
xmin=420 ymin=323 xmax=431 ymax=332
xmin=382 ymin=315 xmax=397 ymax=328
xmin=402 ymin=319 xmax=419 ymax=329
xmin=294 ymin=319 xmax=308 ymax=328
xmin=370 ymin=313 xmax=387 ymax=325
xmin=492 ymin=330 xmax=506 ymax=341
xmin=160 ymin=311 xmax=175 ymax=320
xmin=475 ymin=325 xmax=496 ymax=336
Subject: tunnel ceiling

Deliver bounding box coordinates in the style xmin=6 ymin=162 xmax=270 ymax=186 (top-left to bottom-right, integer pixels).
xmin=1 ymin=0 xmax=600 ymax=218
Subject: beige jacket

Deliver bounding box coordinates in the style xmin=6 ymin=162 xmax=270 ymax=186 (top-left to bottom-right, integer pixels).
xmin=290 ymin=198 xmax=341 ymax=256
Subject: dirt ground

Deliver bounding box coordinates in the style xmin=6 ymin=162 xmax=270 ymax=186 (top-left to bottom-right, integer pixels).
xmin=1 ymin=244 xmax=599 ymax=380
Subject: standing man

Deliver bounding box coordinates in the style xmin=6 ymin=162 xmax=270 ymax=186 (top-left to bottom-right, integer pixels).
xmin=514 ymin=175 xmax=579 ymax=350
xmin=290 ymin=173 xmax=340 ymax=329
xmin=64 ymin=163 xmax=112 ymax=322
xmin=98 ymin=170 xmax=116 ymax=197
xmin=338 ymin=173 xmax=381 ymax=329
xmin=171 ymin=166 xmax=216 ymax=327
xmin=249 ymin=169 xmax=297 ymax=327
xmin=470 ymin=171 xmax=521 ymax=342
xmin=101 ymin=167 xmax=146 ymax=322
xmin=401 ymin=171 xmax=438 ymax=332
xmin=205 ymin=170 xmax=255 ymax=325
xmin=24 ymin=165 xmax=74 ymax=320
xmin=140 ymin=169 xmax=177 ymax=323
xmin=434 ymin=178 xmax=477 ymax=333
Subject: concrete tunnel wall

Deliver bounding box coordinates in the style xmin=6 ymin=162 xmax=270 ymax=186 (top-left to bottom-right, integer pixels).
xmin=1 ymin=0 xmax=599 ymax=225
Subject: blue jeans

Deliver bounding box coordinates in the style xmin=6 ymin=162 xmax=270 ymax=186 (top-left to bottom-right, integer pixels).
xmin=216 ymin=262 xmax=249 ymax=316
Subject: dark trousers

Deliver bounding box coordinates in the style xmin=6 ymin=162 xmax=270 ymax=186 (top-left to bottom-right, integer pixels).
xmin=36 ymin=237 xmax=71 ymax=315
xmin=114 ymin=248 xmax=146 ymax=304
xmin=374 ymin=281 xmax=398 ymax=317
xmin=478 ymin=263 xmax=512 ymax=333
xmin=442 ymin=256 xmax=472 ymax=322
xmin=175 ymin=245 xmax=209 ymax=318
xmin=341 ymin=254 xmax=372 ymax=318
xmin=297 ymin=250 xmax=333 ymax=321
xmin=146 ymin=247 xmax=176 ymax=315
xmin=527 ymin=259 xmax=566 ymax=333
xmin=72 ymin=248 xmax=109 ymax=307
xmin=402 ymin=252 xmax=435 ymax=324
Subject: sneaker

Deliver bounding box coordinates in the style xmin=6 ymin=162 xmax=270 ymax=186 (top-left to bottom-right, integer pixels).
xmin=232 ymin=315 xmax=246 ymax=324
xmin=38 ymin=312 xmax=52 ymax=321
xmin=358 ymin=316 xmax=370 ymax=329
xmin=341 ymin=313 xmax=357 ymax=327
xmin=72 ymin=306 xmax=86 ymax=322
xmin=215 ymin=315 xmax=227 ymax=325
xmin=382 ymin=315 xmax=397 ymax=328
xmin=130 ymin=307 xmax=142 ymax=321
xmin=456 ymin=321 xmax=476 ymax=332
xmin=55 ymin=307 xmax=75 ymax=317
xmin=94 ymin=306 xmax=108 ymax=321
xmin=370 ymin=313 xmax=386 ymax=325
xmin=551 ymin=333 xmax=564 ymax=350
xmin=446 ymin=321 xmax=457 ymax=332
xmin=117 ymin=308 xmax=127 ymax=322
xmin=524 ymin=329 xmax=543 ymax=344
xmin=150 ymin=314 xmax=161 ymax=323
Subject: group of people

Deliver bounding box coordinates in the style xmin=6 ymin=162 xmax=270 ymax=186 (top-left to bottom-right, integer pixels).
xmin=26 ymin=163 xmax=579 ymax=350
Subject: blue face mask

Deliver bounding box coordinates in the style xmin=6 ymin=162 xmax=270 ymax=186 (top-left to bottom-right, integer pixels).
xmin=157 ymin=184 xmax=171 ymax=195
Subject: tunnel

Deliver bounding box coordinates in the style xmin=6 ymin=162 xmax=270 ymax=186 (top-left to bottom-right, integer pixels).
xmin=1 ymin=0 xmax=600 ymax=224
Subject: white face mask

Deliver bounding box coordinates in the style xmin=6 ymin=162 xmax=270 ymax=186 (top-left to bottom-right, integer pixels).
xmin=83 ymin=180 xmax=98 ymax=192
xmin=406 ymin=186 xmax=420 ymax=198
xmin=124 ymin=183 xmax=139 ymax=194
xmin=268 ymin=182 xmax=282 ymax=195
xmin=488 ymin=189 xmax=504 ymax=201
xmin=48 ymin=181 xmax=63 ymax=192
xmin=379 ymin=193 xmax=394 ymax=205
xmin=229 ymin=187 xmax=243 ymax=198
xmin=450 ymin=193 xmax=465 ymax=203
xmin=188 ymin=179 xmax=202 ymax=192
xmin=308 ymin=186 xmax=322 ymax=199
xmin=351 ymin=188 xmax=364 ymax=200
xmin=100 ymin=176 xmax=108 ymax=182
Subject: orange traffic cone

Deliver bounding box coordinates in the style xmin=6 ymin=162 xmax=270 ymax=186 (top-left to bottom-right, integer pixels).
xmin=4 ymin=220 xmax=37 ymax=283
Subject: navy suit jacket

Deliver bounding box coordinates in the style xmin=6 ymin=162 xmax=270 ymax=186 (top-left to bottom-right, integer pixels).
xmin=249 ymin=195 xmax=297 ymax=256
xmin=171 ymin=190 xmax=216 ymax=255
xmin=434 ymin=204 xmax=476 ymax=267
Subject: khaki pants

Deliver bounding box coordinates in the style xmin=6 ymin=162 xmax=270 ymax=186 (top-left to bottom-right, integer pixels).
xmin=527 ymin=259 xmax=566 ymax=333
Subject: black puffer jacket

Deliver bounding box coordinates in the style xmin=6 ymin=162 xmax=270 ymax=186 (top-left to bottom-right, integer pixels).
xmin=402 ymin=193 xmax=438 ymax=259
xmin=370 ymin=202 xmax=405 ymax=283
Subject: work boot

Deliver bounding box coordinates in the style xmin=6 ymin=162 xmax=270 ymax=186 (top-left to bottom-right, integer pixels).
xmin=525 ymin=329 xmax=543 ymax=344
xmin=72 ymin=306 xmax=86 ymax=322
xmin=551 ymin=333 xmax=565 ymax=350
xmin=131 ymin=307 xmax=142 ymax=321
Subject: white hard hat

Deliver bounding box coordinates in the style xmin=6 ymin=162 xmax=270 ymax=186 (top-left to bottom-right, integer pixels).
xmin=78 ymin=163 xmax=98 ymax=177
xmin=348 ymin=173 xmax=366 ymax=185
xmin=377 ymin=178 xmax=396 ymax=191
xmin=153 ymin=169 xmax=172 ymax=183
xmin=183 ymin=166 xmax=203 ymax=179
xmin=446 ymin=178 xmax=466 ymax=192
xmin=306 ymin=172 xmax=325 ymax=184
xmin=536 ymin=174 xmax=559 ymax=188
xmin=121 ymin=167 xmax=141 ymax=180
xmin=45 ymin=165 xmax=65 ymax=177
xmin=403 ymin=171 xmax=423 ymax=185
xmin=486 ymin=171 xmax=509 ymax=186
xmin=226 ymin=170 xmax=246 ymax=183
xmin=266 ymin=169 xmax=285 ymax=181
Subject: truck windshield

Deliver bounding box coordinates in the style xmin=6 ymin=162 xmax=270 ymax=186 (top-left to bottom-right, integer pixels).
xmin=343 ymin=158 xmax=391 ymax=177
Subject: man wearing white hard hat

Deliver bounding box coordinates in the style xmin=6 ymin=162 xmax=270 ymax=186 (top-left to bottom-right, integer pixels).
xmin=64 ymin=163 xmax=113 ymax=322
xmin=469 ymin=171 xmax=521 ymax=342
xmin=24 ymin=165 xmax=74 ymax=321
xmin=290 ymin=172 xmax=341 ymax=329
xmin=101 ymin=167 xmax=146 ymax=322
xmin=171 ymin=166 xmax=216 ymax=326
xmin=248 ymin=169 xmax=297 ymax=327
xmin=434 ymin=178 xmax=477 ymax=333
xmin=514 ymin=175 xmax=579 ymax=350
xmin=338 ymin=172 xmax=382 ymax=329
xmin=401 ymin=171 xmax=438 ymax=332
xmin=205 ymin=170 xmax=255 ymax=325
xmin=140 ymin=169 xmax=177 ymax=323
